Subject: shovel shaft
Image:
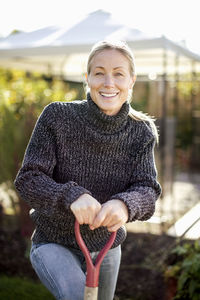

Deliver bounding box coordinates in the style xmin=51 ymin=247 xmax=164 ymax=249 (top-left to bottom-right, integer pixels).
xmin=84 ymin=286 xmax=98 ymax=300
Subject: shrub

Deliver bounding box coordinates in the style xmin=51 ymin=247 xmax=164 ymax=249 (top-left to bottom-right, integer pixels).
xmin=165 ymin=240 xmax=200 ymax=300
xmin=0 ymin=276 xmax=55 ymax=299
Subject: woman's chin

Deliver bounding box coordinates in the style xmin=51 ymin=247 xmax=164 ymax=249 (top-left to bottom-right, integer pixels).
xmin=101 ymin=105 xmax=120 ymax=116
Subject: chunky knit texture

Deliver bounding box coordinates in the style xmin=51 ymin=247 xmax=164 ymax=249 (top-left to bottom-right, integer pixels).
xmin=14 ymin=93 xmax=161 ymax=252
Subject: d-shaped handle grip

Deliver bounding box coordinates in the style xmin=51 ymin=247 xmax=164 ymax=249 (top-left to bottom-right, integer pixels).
xmin=75 ymin=220 xmax=117 ymax=287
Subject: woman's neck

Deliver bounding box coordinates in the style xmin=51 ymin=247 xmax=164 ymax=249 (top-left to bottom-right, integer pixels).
xmin=83 ymin=93 xmax=130 ymax=134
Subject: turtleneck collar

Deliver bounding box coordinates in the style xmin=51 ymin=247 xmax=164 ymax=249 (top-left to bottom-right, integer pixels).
xmin=82 ymin=93 xmax=130 ymax=134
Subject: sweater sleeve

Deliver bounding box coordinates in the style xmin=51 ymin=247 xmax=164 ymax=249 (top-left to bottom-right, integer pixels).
xmin=110 ymin=135 xmax=161 ymax=222
xmin=14 ymin=103 xmax=91 ymax=216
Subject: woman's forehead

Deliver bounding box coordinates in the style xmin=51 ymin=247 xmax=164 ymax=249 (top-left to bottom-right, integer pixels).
xmin=90 ymin=49 xmax=130 ymax=70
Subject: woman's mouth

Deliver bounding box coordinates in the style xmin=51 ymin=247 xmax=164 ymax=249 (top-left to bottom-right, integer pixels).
xmin=99 ymin=92 xmax=119 ymax=98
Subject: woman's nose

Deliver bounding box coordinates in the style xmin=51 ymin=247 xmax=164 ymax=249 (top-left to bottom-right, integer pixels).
xmin=104 ymin=75 xmax=114 ymax=87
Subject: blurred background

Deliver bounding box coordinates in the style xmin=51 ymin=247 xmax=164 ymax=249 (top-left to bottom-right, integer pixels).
xmin=0 ymin=1 xmax=200 ymax=299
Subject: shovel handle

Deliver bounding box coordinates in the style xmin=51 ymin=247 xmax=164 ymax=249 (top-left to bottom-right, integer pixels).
xmin=75 ymin=220 xmax=116 ymax=288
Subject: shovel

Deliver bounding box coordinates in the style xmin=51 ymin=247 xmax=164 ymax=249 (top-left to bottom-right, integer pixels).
xmin=75 ymin=220 xmax=117 ymax=300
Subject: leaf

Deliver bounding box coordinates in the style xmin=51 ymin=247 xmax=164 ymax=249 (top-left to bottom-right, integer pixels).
xmin=177 ymin=273 xmax=188 ymax=290
xmin=189 ymin=280 xmax=197 ymax=297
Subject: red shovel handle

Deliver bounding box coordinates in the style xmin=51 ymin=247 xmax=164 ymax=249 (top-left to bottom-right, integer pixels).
xmin=75 ymin=220 xmax=117 ymax=288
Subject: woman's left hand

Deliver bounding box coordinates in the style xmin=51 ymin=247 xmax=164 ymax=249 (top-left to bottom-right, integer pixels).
xmin=89 ymin=199 xmax=128 ymax=232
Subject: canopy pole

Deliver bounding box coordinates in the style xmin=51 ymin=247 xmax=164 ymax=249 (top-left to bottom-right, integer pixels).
xmin=159 ymin=47 xmax=168 ymax=232
xmin=190 ymin=60 xmax=197 ymax=170
xmin=174 ymin=54 xmax=180 ymax=117
xmin=169 ymin=54 xmax=180 ymax=223
xmin=160 ymin=48 xmax=167 ymax=186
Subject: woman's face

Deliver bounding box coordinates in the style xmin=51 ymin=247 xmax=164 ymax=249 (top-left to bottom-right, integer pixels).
xmin=87 ymin=49 xmax=135 ymax=116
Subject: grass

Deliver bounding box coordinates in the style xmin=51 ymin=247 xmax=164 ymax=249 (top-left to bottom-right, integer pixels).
xmin=0 ymin=276 xmax=55 ymax=300
xmin=0 ymin=275 xmax=135 ymax=300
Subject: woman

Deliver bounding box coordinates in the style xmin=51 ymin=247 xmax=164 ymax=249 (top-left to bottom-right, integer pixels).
xmin=14 ymin=40 xmax=161 ymax=300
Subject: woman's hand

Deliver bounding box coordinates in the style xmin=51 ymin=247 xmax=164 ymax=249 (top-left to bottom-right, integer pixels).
xmin=90 ymin=199 xmax=129 ymax=232
xmin=70 ymin=193 xmax=101 ymax=226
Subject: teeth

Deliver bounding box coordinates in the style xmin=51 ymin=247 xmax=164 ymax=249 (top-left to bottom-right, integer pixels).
xmin=100 ymin=93 xmax=117 ymax=97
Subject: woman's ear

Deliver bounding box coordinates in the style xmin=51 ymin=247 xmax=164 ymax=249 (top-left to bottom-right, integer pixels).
xmin=129 ymin=74 xmax=136 ymax=89
xmin=85 ymin=73 xmax=88 ymax=83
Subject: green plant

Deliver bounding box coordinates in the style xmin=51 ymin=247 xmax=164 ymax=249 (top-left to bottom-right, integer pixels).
xmin=0 ymin=67 xmax=85 ymax=233
xmin=165 ymin=240 xmax=200 ymax=300
xmin=0 ymin=68 xmax=82 ymax=184
xmin=0 ymin=276 xmax=135 ymax=300
xmin=0 ymin=276 xmax=55 ymax=299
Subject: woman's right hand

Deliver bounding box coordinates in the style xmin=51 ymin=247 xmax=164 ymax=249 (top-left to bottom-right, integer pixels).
xmin=70 ymin=194 xmax=101 ymax=228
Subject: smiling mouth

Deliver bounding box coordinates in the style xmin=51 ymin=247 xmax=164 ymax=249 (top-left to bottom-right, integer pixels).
xmin=99 ymin=92 xmax=119 ymax=98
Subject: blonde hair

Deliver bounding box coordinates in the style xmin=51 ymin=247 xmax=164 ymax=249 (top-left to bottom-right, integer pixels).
xmin=86 ymin=40 xmax=159 ymax=142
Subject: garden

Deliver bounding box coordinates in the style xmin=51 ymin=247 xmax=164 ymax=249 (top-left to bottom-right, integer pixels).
xmin=0 ymin=68 xmax=200 ymax=299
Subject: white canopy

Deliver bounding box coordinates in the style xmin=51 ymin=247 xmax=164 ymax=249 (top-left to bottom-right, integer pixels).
xmin=0 ymin=9 xmax=200 ymax=81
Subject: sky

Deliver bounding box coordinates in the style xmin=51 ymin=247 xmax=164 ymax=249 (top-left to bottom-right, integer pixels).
xmin=0 ymin=0 xmax=200 ymax=54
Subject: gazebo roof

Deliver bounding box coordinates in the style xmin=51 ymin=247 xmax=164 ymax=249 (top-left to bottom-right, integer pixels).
xmin=0 ymin=10 xmax=200 ymax=81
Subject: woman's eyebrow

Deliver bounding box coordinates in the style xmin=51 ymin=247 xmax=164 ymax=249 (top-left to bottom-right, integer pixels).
xmin=94 ymin=66 xmax=104 ymax=69
xmin=113 ymin=66 xmax=124 ymax=70
xmin=94 ymin=66 xmax=125 ymax=70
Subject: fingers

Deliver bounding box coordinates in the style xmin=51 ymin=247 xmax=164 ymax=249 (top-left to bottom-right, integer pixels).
xmin=89 ymin=207 xmax=108 ymax=230
xmin=92 ymin=206 xmax=120 ymax=230
xmin=70 ymin=193 xmax=101 ymax=225
xmin=107 ymin=222 xmax=124 ymax=232
xmin=91 ymin=199 xmax=128 ymax=231
xmin=71 ymin=197 xmax=129 ymax=232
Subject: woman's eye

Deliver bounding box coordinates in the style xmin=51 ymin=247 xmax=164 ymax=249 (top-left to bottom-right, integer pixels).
xmin=115 ymin=73 xmax=123 ymax=76
xmin=95 ymin=72 xmax=104 ymax=76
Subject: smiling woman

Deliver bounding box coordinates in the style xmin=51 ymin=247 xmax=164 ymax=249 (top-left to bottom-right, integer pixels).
xmin=86 ymin=48 xmax=135 ymax=116
xmin=86 ymin=40 xmax=158 ymax=141
xmin=14 ymin=40 xmax=161 ymax=300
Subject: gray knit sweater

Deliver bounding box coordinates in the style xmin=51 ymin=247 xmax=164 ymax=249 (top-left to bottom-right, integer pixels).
xmin=14 ymin=93 xmax=161 ymax=252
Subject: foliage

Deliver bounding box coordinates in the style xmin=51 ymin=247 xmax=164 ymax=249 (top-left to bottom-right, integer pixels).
xmin=0 ymin=68 xmax=84 ymax=185
xmin=0 ymin=68 xmax=84 ymax=219
xmin=165 ymin=240 xmax=200 ymax=300
xmin=0 ymin=276 xmax=55 ymax=300
xmin=0 ymin=275 xmax=135 ymax=300
xmin=131 ymin=81 xmax=149 ymax=112
xmin=177 ymin=78 xmax=200 ymax=99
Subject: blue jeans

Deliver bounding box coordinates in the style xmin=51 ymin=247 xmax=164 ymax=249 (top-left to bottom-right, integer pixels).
xmin=30 ymin=242 xmax=121 ymax=300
